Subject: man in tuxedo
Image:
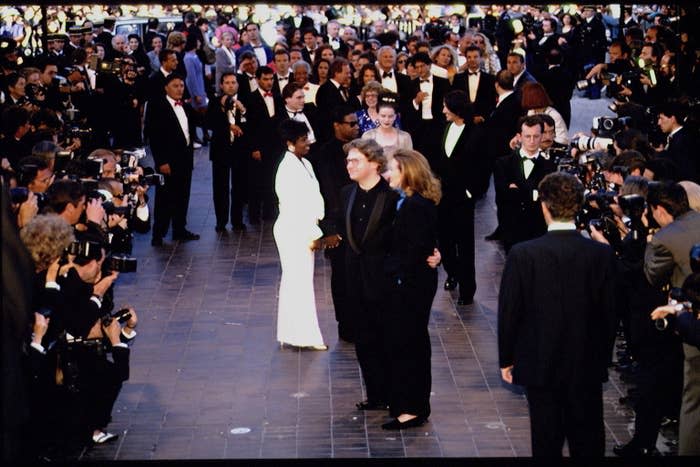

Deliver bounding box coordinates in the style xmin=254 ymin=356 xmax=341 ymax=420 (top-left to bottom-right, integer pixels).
xmin=272 ymin=49 xmax=293 ymax=98
xmin=214 ymin=31 xmax=237 ymax=95
xmin=375 ymin=46 xmax=411 ymax=111
xmin=245 ymin=66 xmax=284 ymax=222
xmin=95 ymin=16 xmax=116 ymax=58
xmin=494 ymin=115 xmax=556 ymax=251
xmin=236 ymin=51 xmax=259 ymax=102
xmin=406 ymin=52 xmax=450 ymax=167
xmin=323 ymin=20 xmax=349 ymax=59
xmin=657 ymin=101 xmax=698 ymax=183
xmin=312 ymin=105 xmax=360 ymax=342
xmin=451 ymin=46 xmax=496 ymax=125
xmin=527 ymin=18 xmax=562 ymax=77
xmin=143 ymin=74 xmax=200 ymax=246
xmin=206 ymin=72 xmax=248 ymax=232
xmin=538 ymin=48 xmax=574 ymax=128
xmin=236 ymin=22 xmax=272 ymax=67
xmin=300 ymin=28 xmax=318 ymax=66
xmin=283 ymin=6 xmax=314 ymax=32
xmin=507 ymin=52 xmax=537 ymax=98
xmin=146 ymin=48 xmax=178 ymax=101
xmin=498 ymin=171 xmax=617 ymax=457
xmin=435 ymin=91 xmax=484 ymax=305
xmin=316 ymin=58 xmax=355 ymax=142
xmin=278 ymin=82 xmax=319 ymax=152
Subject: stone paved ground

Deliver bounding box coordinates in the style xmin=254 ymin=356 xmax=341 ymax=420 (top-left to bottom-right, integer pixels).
xmin=79 ymin=96 xmax=655 ymax=460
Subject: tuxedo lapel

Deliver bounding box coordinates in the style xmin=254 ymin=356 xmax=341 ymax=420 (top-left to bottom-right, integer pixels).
xmin=345 ymin=185 xmax=362 ymax=254
xmin=362 ymin=191 xmax=387 ymax=245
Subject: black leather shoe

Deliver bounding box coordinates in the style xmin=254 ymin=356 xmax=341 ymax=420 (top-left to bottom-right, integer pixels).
xmin=381 ymin=416 xmax=426 ymax=430
xmin=444 ymin=276 xmax=458 ymax=291
xmin=173 ymin=230 xmax=200 ymax=241
xmin=485 ymin=227 xmax=502 ymax=241
xmin=356 ymin=400 xmax=389 ymax=411
xmin=151 ymin=237 xmax=163 ymax=246
xmin=232 ymin=223 xmax=246 ymax=231
xmin=613 ymin=441 xmax=658 ymax=457
xmin=457 ymin=296 xmax=473 ymax=306
xmin=215 ymin=225 xmax=226 ymax=233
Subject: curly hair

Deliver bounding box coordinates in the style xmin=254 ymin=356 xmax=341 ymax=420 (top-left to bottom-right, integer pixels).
xmin=20 ymin=214 xmax=74 ymax=272
xmin=343 ymin=138 xmax=387 ymax=174
xmin=392 ymin=149 xmax=442 ymax=205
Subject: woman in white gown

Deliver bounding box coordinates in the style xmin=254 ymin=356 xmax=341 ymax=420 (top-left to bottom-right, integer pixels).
xmin=274 ymin=119 xmax=327 ymax=350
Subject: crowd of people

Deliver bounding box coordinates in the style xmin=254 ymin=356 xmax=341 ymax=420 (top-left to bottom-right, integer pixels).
xmin=2 ymin=3 xmax=700 ymax=461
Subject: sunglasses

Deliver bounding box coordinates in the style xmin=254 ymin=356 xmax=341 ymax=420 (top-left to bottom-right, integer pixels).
xmin=341 ymin=120 xmax=359 ymax=127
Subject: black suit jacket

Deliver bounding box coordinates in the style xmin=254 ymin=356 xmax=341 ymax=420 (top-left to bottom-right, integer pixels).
xmin=405 ymin=75 xmax=450 ymax=131
xmin=312 ymin=137 xmax=352 ymax=236
xmin=143 ymin=95 xmax=196 ymax=171
xmin=493 ymin=150 xmax=557 ymax=245
xmin=433 ymin=122 xmax=485 ymax=202
xmin=244 ymin=88 xmax=285 ymax=157
xmin=316 ymin=80 xmax=357 ymax=141
xmin=538 ymin=65 xmax=574 ymax=125
xmin=498 ymin=230 xmax=617 ymax=386
xmin=146 ymin=69 xmax=168 ymax=102
xmin=283 ymin=15 xmax=314 ymax=32
xmin=486 ymin=92 xmax=523 ymax=159
xmin=452 ymin=71 xmax=497 ymax=120
xmin=660 ymin=127 xmax=699 ymax=183
xmin=514 ymin=70 xmax=537 ymax=96
xmin=205 ymin=95 xmax=248 ymax=164
xmin=340 ymin=178 xmax=398 ymax=301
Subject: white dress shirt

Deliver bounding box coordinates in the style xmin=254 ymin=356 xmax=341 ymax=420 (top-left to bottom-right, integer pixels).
xmin=380 ymin=68 xmax=398 ymax=93
xmin=519 ymin=147 xmax=538 ymax=179
xmin=467 ymin=70 xmax=480 ymax=103
xmin=166 ymin=95 xmax=190 ymax=145
xmin=415 ymin=75 xmax=434 ymax=120
xmin=287 ymin=107 xmax=316 ymax=144
xmin=444 ymin=122 xmax=465 ymax=158
xmin=276 ymin=73 xmax=291 ymax=93
xmin=258 ymin=88 xmax=275 ymax=117
xmin=252 ymin=44 xmax=268 ymax=66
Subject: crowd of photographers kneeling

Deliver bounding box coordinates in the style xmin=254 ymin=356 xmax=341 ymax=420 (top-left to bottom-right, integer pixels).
xmin=4 ymin=143 xmax=161 ymax=460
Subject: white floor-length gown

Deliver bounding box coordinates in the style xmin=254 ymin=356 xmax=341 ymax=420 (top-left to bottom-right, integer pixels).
xmin=273 ymin=150 xmax=326 ymax=346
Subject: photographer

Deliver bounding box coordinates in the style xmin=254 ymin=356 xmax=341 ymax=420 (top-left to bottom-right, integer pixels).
xmin=655 ymin=101 xmax=698 ymax=183
xmin=45 ymin=179 xmax=105 ymax=244
xmin=103 ymin=56 xmax=147 ymax=148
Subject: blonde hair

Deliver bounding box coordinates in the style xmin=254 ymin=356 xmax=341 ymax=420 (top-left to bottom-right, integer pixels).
xmin=392 ymin=149 xmax=441 ymax=204
xmin=20 ymin=214 xmax=75 ymax=272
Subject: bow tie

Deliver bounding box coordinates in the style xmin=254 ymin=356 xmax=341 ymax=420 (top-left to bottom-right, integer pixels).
xmin=289 ymin=110 xmax=302 ymax=117
xmin=173 ymin=100 xmax=183 ymax=106
xmin=468 ymin=71 xmax=479 ymax=76
xmin=420 ymin=79 xmax=430 ymax=83
xmin=247 ymin=75 xmax=255 ymax=81
xmin=263 ymin=91 xmax=273 ymax=98
xmin=521 ymin=154 xmax=538 ymax=161
xmin=278 ymin=76 xmax=288 ymax=81
xmin=382 ymin=71 xmax=393 ymax=79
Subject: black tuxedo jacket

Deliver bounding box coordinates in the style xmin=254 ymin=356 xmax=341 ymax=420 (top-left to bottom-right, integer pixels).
xmin=486 ymin=92 xmax=523 ymax=159
xmin=452 ymin=71 xmax=496 ymax=119
xmin=538 ymin=65 xmax=574 ymax=125
xmin=244 ymin=89 xmax=285 ymax=156
xmin=494 ymin=150 xmax=557 ymax=244
xmin=323 ymin=36 xmax=349 ymax=58
xmin=205 ymin=96 xmax=248 ymax=164
xmin=144 ymin=95 xmax=196 ymax=171
xmin=340 ymin=178 xmax=398 ymax=301
xmin=405 ymin=75 xmax=450 ymax=130
xmin=377 ymin=69 xmax=413 ymax=115
xmin=146 ymin=70 xmax=168 ymax=102
xmin=236 ymin=72 xmax=257 ymax=102
xmin=283 ymin=15 xmax=314 ymax=32
xmin=660 ymin=127 xmax=699 ymax=183
xmin=236 ymin=44 xmax=273 ymax=66
xmin=514 ymin=70 xmax=537 ymax=96
xmin=300 ymin=47 xmax=315 ymax=66
xmin=433 ymin=122 xmax=485 ymax=203
xmin=316 ymin=80 xmax=357 ymax=141
xmin=312 ymin=137 xmax=352 ymax=236
xmin=498 ymin=230 xmax=617 ymax=386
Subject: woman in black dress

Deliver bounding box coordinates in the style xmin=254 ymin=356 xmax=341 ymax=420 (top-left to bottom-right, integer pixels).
xmin=382 ymin=148 xmax=441 ymax=430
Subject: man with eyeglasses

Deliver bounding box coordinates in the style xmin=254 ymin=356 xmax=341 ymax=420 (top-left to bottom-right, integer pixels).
xmin=312 ymin=106 xmax=360 ymax=342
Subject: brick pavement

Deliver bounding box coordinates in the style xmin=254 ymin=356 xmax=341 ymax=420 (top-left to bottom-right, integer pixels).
xmin=79 ymin=96 xmax=647 ymax=460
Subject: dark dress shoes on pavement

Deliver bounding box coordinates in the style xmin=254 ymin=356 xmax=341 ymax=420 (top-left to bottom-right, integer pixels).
xmin=173 ymin=230 xmax=200 ymax=241
xmin=444 ymin=276 xmax=458 ymax=291
xmin=381 ymin=416 xmax=426 ymax=430
xmin=356 ymin=400 xmax=389 ymax=410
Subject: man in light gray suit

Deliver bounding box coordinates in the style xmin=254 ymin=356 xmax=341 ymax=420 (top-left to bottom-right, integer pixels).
xmin=215 ymin=31 xmax=237 ymax=96
xmin=644 ymin=182 xmax=700 ymax=456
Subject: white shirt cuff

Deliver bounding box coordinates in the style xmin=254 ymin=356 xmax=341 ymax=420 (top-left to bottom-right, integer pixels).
xmin=136 ymin=204 xmax=149 ymax=221
xmin=45 ymin=281 xmax=60 ymax=290
xmin=30 ymin=342 xmax=46 ymax=354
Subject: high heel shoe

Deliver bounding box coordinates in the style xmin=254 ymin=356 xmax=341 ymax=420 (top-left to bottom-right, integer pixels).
xmin=306 ymin=344 xmax=328 ymax=351
xmin=381 ymin=415 xmax=427 ymax=430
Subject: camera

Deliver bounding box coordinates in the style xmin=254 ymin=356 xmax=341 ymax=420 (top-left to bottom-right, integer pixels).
xmin=107 ymin=254 xmax=137 ymax=273
xmin=119 ymin=148 xmax=146 ymax=169
xmin=592 ymin=116 xmax=632 ymax=137
xmin=618 ymin=194 xmax=646 ymax=220
xmin=65 ymin=240 xmax=104 ymax=262
xmin=224 ymin=95 xmax=236 ymax=111
xmin=9 ymin=187 xmax=48 ymax=209
xmin=102 ymin=201 xmax=131 ymax=217
xmin=570 ymin=135 xmax=615 ymax=153
xmin=576 ymin=72 xmax=615 ymax=91
xmin=101 ymin=307 xmax=132 ymax=327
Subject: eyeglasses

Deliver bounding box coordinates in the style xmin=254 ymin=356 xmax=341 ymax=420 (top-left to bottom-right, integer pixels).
xmin=397 ymin=59 xmax=407 ymax=64
xmin=341 ymin=120 xmax=359 ymax=127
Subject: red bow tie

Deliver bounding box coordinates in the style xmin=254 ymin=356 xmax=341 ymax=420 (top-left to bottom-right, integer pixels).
xmin=174 ymin=100 xmax=183 ymax=106
xmin=264 ymin=91 xmax=273 ymax=98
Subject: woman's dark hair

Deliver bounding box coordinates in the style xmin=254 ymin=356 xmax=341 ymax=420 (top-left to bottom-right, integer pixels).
xmin=444 ymin=90 xmax=473 ymax=122
xmin=358 ymin=63 xmax=378 ymax=85
xmin=184 ymin=33 xmax=199 ymax=52
xmin=377 ymin=92 xmax=399 ymax=112
xmin=278 ymin=119 xmax=308 ymax=144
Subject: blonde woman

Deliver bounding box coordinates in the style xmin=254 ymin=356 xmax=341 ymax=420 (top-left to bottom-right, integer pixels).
xmin=474 ymin=32 xmax=501 ymax=75
xmin=430 ymin=44 xmax=459 ymax=83
xmin=381 ymin=148 xmax=441 ymax=430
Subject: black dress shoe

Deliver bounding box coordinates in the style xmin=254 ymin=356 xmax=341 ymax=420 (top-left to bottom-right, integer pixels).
xmin=484 ymin=227 xmax=502 ymax=241
xmin=355 ymin=400 xmax=388 ymax=410
xmin=215 ymin=225 xmax=226 ymax=233
xmin=232 ymin=223 xmax=246 ymax=231
xmin=381 ymin=416 xmax=426 ymax=430
xmin=173 ymin=230 xmax=200 ymax=241
xmin=151 ymin=237 xmax=163 ymax=246
xmin=444 ymin=276 xmax=458 ymax=291
xmin=457 ymin=296 xmax=473 ymax=306
xmin=613 ymin=441 xmax=658 ymax=457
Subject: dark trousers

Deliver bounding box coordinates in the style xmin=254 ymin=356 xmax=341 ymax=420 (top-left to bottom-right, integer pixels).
xmin=353 ymin=297 xmax=390 ymax=404
xmin=385 ymin=279 xmax=435 ymax=418
xmin=212 ymin=159 xmax=246 ymax=227
xmin=153 ymin=168 xmax=192 ymax=238
xmin=247 ymin=153 xmax=278 ymax=221
xmin=526 ymin=381 xmax=605 ymax=457
xmin=412 ymin=119 xmax=442 ymax=167
xmin=438 ymin=200 xmax=476 ymax=300
xmin=327 ymin=247 xmax=355 ymax=341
